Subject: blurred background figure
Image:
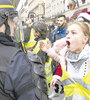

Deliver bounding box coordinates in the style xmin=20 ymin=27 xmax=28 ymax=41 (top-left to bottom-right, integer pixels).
xmin=52 ymin=15 xmax=66 ymax=43
xmin=77 ymin=12 xmax=90 ymax=22
xmin=77 ymin=12 xmax=90 ymax=28
xmin=24 ymin=12 xmax=36 ymax=41
xmin=21 ymin=12 xmax=37 ymax=52
xmin=48 ymin=20 xmax=55 ymax=42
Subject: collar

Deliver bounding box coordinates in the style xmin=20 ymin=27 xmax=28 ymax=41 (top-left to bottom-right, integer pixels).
xmin=66 ymin=44 xmax=90 ymax=62
xmin=0 ymin=32 xmax=15 ymax=47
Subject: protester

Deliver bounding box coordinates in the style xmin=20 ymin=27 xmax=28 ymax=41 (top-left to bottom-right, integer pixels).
xmin=48 ymin=20 xmax=55 ymax=42
xmin=29 ymin=21 xmax=48 ymax=64
xmin=49 ymin=12 xmax=90 ymax=98
xmin=52 ymin=15 xmax=66 ymax=43
xmin=77 ymin=12 xmax=90 ymax=28
xmin=31 ymin=21 xmax=53 ymax=87
xmin=21 ymin=12 xmax=38 ymax=52
xmin=39 ymin=21 xmax=90 ymax=100
xmin=23 ymin=21 xmax=53 ymax=86
xmin=77 ymin=12 xmax=90 ymax=22
xmin=23 ymin=12 xmax=36 ymax=44
xmin=0 ymin=0 xmax=50 ymax=100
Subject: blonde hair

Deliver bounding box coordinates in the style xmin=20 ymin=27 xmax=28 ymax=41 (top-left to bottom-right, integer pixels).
xmin=67 ymin=21 xmax=90 ymax=45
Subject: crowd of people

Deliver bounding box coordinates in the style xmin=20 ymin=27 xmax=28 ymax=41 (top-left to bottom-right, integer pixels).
xmin=0 ymin=0 xmax=90 ymax=100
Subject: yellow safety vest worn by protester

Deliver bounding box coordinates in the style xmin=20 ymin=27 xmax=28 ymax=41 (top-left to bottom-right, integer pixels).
xmin=45 ymin=57 xmax=53 ymax=84
xmin=20 ymin=28 xmax=36 ymax=52
xmin=24 ymin=28 xmax=36 ymax=50
xmin=32 ymin=39 xmax=53 ymax=84
xmin=60 ymin=67 xmax=90 ymax=100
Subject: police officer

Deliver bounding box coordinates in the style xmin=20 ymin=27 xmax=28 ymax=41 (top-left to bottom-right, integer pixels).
xmin=0 ymin=0 xmax=50 ymax=100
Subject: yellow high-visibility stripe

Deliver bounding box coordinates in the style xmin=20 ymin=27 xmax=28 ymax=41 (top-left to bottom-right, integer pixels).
xmin=45 ymin=57 xmax=53 ymax=84
xmin=30 ymin=28 xmax=35 ymax=40
xmin=64 ymin=83 xmax=90 ymax=99
xmin=60 ymin=67 xmax=71 ymax=81
xmin=33 ymin=39 xmax=48 ymax=54
xmin=25 ymin=41 xmax=36 ymax=48
xmin=61 ymin=66 xmax=90 ymax=99
xmin=0 ymin=5 xmax=14 ymax=8
xmin=33 ymin=42 xmax=40 ymax=54
xmin=82 ymin=72 xmax=90 ymax=85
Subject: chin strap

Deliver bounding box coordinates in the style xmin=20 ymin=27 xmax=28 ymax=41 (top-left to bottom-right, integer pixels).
xmin=4 ymin=19 xmax=10 ymax=35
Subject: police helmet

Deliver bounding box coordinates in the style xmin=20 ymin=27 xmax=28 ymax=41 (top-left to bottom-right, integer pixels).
xmin=0 ymin=0 xmax=18 ymax=34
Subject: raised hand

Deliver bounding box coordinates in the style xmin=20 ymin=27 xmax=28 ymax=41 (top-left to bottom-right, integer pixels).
xmin=53 ymin=37 xmax=67 ymax=54
xmin=39 ymin=39 xmax=51 ymax=52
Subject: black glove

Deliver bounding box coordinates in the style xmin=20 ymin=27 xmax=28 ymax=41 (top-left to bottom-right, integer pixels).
xmin=55 ymin=84 xmax=59 ymax=93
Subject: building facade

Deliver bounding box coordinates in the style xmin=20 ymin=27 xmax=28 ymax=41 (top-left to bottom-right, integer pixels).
xmin=17 ymin=0 xmax=90 ymax=22
xmin=17 ymin=0 xmax=45 ymax=21
xmin=44 ymin=0 xmax=90 ymax=22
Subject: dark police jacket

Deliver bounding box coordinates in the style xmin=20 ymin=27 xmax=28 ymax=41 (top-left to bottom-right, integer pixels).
xmin=0 ymin=32 xmax=50 ymax=100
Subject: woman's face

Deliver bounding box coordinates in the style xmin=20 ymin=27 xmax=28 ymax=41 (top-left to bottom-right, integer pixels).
xmin=66 ymin=24 xmax=88 ymax=53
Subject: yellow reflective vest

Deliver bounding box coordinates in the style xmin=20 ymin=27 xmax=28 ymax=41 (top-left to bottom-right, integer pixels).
xmin=29 ymin=28 xmax=35 ymax=40
xmin=32 ymin=39 xmax=53 ymax=94
xmin=32 ymin=39 xmax=53 ymax=84
xmin=45 ymin=57 xmax=53 ymax=84
xmin=60 ymin=67 xmax=90 ymax=100
xmin=20 ymin=28 xmax=36 ymax=53
xmin=24 ymin=28 xmax=36 ymax=49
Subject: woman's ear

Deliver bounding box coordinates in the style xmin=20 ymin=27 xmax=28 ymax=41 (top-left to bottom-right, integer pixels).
xmin=83 ymin=35 xmax=89 ymax=44
xmin=37 ymin=32 xmax=40 ymax=36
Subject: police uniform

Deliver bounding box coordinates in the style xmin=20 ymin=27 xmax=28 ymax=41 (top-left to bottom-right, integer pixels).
xmin=0 ymin=0 xmax=50 ymax=100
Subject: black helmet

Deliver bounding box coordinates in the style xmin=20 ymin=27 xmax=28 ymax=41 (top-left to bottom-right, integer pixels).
xmin=0 ymin=0 xmax=18 ymax=24
xmin=0 ymin=0 xmax=18 ymax=35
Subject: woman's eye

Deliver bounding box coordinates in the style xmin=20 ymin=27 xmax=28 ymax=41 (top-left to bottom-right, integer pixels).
xmin=72 ymin=32 xmax=76 ymax=34
xmin=66 ymin=32 xmax=68 ymax=35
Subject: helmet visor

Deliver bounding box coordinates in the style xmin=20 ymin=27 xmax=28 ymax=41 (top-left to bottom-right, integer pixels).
xmin=12 ymin=15 xmax=24 ymax=43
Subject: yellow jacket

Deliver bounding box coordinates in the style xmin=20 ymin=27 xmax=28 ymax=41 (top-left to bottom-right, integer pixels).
xmin=60 ymin=67 xmax=90 ymax=100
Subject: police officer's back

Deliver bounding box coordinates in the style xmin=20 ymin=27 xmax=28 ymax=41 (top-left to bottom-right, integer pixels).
xmin=0 ymin=0 xmax=50 ymax=100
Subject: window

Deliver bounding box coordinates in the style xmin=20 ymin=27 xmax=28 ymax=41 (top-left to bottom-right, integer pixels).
xmin=82 ymin=0 xmax=85 ymax=4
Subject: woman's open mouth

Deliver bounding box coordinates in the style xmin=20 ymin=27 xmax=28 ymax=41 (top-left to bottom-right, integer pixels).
xmin=66 ymin=41 xmax=70 ymax=48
